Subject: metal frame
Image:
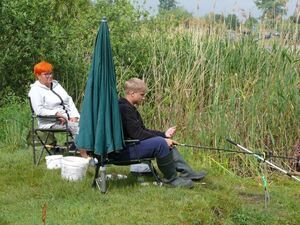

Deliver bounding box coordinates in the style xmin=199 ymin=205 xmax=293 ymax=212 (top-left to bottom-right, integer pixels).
xmin=93 ymin=156 xmax=162 ymax=193
xmin=29 ymin=97 xmax=73 ymax=165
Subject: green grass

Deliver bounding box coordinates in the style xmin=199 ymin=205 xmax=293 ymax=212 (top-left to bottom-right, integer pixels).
xmin=1 ymin=148 xmax=299 ymax=225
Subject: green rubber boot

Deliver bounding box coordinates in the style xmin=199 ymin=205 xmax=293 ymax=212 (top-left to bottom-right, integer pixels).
xmin=157 ymin=152 xmax=194 ymax=188
xmin=172 ymin=148 xmax=206 ymax=181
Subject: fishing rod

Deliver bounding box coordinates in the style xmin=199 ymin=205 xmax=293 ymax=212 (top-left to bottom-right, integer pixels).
xmin=226 ymin=139 xmax=300 ymax=182
xmin=175 ymin=143 xmax=298 ymax=161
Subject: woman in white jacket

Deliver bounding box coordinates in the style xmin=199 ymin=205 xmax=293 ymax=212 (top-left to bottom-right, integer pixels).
xmin=28 ymin=61 xmax=89 ymax=158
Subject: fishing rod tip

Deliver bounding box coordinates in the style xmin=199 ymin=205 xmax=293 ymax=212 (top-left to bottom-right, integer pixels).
xmin=226 ymin=139 xmax=237 ymax=146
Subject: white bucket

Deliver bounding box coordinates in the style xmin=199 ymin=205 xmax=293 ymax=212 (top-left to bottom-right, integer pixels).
xmin=61 ymin=156 xmax=89 ymax=181
xmin=45 ymin=155 xmax=63 ymax=169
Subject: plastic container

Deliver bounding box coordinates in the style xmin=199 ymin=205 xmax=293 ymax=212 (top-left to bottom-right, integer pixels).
xmin=130 ymin=163 xmax=151 ymax=173
xmin=61 ymin=156 xmax=89 ymax=181
xmin=45 ymin=155 xmax=63 ymax=169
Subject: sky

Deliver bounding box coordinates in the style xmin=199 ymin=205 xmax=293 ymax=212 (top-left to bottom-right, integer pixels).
xmin=137 ymin=0 xmax=298 ymax=20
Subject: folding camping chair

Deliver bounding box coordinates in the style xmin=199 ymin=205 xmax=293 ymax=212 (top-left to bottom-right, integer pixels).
xmin=92 ymin=140 xmax=162 ymax=193
xmin=29 ymin=97 xmax=74 ymax=165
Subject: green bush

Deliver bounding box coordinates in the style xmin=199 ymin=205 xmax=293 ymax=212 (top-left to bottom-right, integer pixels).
xmin=0 ymin=0 xmax=146 ymax=104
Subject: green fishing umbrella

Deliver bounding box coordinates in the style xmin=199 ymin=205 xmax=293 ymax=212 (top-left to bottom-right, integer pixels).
xmin=76 ymin=18 xmax=124 ymax=156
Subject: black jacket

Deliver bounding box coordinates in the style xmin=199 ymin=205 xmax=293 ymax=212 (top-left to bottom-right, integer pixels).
xmin=118 ymin=97 xmax=165 ymax=140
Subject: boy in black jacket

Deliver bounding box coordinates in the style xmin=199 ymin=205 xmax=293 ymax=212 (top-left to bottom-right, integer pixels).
xmin=114 ymin=78 xmax=206 ymax=188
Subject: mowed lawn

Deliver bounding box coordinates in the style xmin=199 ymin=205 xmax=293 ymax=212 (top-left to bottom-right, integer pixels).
xmin=1 ymin=148 xmax=299 ymax=225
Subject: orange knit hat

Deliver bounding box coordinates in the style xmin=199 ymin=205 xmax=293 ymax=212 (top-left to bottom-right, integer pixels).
xmin=34 ymin=61 xmax=53 ymax=77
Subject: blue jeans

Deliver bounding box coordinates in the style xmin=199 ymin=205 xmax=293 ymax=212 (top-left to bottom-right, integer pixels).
xmin=112 ymin=137 xmax=170 ymax=161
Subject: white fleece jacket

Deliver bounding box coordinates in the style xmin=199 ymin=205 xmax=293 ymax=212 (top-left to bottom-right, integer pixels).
xmin=28 ymin=80 xmax=80 ymax=129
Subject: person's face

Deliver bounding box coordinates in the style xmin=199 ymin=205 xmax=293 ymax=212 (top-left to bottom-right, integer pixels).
xmin=131 ymin=89 xmax=146 ymax=105
xmin=38 ymin=72 xmax=53 ymax=87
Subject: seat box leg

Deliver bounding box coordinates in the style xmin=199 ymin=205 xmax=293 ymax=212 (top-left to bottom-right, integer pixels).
xmin=95 ymin=166 xmax=107 ymax=193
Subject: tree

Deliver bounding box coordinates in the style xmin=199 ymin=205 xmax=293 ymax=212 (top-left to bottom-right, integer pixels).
xmin=159 ymin=0 xmax=177 ymax=12
xmin=0 ymin=0 xmax=94 ymax=103
xmin=0 ymin=0 xmax=145 ymax=104
xmin=225 ymin=14 xmax=240 ymax=30
xmin=244 ymin=16 xmax=258 ymax=29
xmin=254 ymin=0 xmax=287 ymax=20
xmin=214 ymin=14 xmax=225 ymax=23
xmin=289 ymin=15 xmax=300 ymax=24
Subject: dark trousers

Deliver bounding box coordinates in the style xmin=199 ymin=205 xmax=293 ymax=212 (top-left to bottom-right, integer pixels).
xmin=111 ymin=137 xmax=170 ymax=161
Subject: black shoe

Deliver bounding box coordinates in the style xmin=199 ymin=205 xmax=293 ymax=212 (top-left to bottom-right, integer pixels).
xmin=68 ymin=142 xmax=77 ymax=151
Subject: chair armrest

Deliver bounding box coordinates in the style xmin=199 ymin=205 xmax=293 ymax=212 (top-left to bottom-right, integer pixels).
xmin=124 ymin=139 xmax=140 ymax=144
xmin=124 ymin=139 xmax=140 ymax=146
xmin=35 ymin=115 xmax=69 ymax=128
xmin=36 ymin=115 xmax=57 ymax=119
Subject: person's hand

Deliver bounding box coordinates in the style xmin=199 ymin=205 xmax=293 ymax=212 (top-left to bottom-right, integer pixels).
xmin=165 ymin=138 xmax=178 ymax=148
xmin=55 ymin=112 xmax=67 ymax=125
xmin=69 ymin=117 xmax=79 ymax=122
xmin=165 ymin=126 xmax=176 ymax=138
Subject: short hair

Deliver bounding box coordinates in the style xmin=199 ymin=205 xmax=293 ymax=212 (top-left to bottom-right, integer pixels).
xmin=34 ymin=61 xmax=53 ymax=77
xmin=125 ymin=78 xmax=147 ymax=94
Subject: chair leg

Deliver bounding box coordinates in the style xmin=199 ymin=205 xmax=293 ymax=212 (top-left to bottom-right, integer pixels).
xmin=144 ymin=161 xmax=162 ymax=183
xmin=66 ymin=131 xmax=76 ymax=155
xmin=92 ymin=156 xmax=108 ymax=193
xmin=92 ymin=163 xmax=100 ymax=188
xmin=32 ymin=131 xmax=37 ymax=165
xmin=65 ymin=131 xmax=69 ymax=153
xmin=35 ymin=131 xmax=52 ymax=166
xmin=95 ymin=166 xmax=107 ymax=193
xmin=66 ymin=130 xmax=73 ymax=153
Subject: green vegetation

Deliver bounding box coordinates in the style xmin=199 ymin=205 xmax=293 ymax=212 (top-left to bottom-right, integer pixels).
xmin=1 ymin=0 xmax=299 ymax=178
xmin=1 ymin=149 xmax=300 ymax=225
xmin=139 ymin=25 xmax=299 ymax=166
xmin=254 ymin=0 xmax=287 ymax=20
xmin=159 ymin=0 xmax=177 ymax=12
xmin=0 ymin=0 xmax=299 ymax=224
xmin=0 ymin=0 xmax=144 ymax=103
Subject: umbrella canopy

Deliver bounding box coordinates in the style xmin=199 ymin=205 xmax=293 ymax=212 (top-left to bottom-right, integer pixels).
xmin=76 ymin=18 xmax=124 ymax=156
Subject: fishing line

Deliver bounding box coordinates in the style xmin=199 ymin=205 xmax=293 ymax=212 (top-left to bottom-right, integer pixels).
xmin=226 ymin=139 xmax=300 ymax=182
xmin=175 ymin=143 xmax=298 ymax=161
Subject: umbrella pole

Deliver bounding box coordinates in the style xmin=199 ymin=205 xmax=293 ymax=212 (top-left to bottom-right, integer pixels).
xmin=226 ymin=139 xmax=300 ymax=182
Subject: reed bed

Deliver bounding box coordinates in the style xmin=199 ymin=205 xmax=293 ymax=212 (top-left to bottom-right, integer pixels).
xmin=116 ymin=23 xmax=300 ymax=176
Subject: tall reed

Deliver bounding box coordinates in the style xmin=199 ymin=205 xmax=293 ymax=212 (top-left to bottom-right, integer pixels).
xmin=118 ymin=22 xmax=300 ymax=175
